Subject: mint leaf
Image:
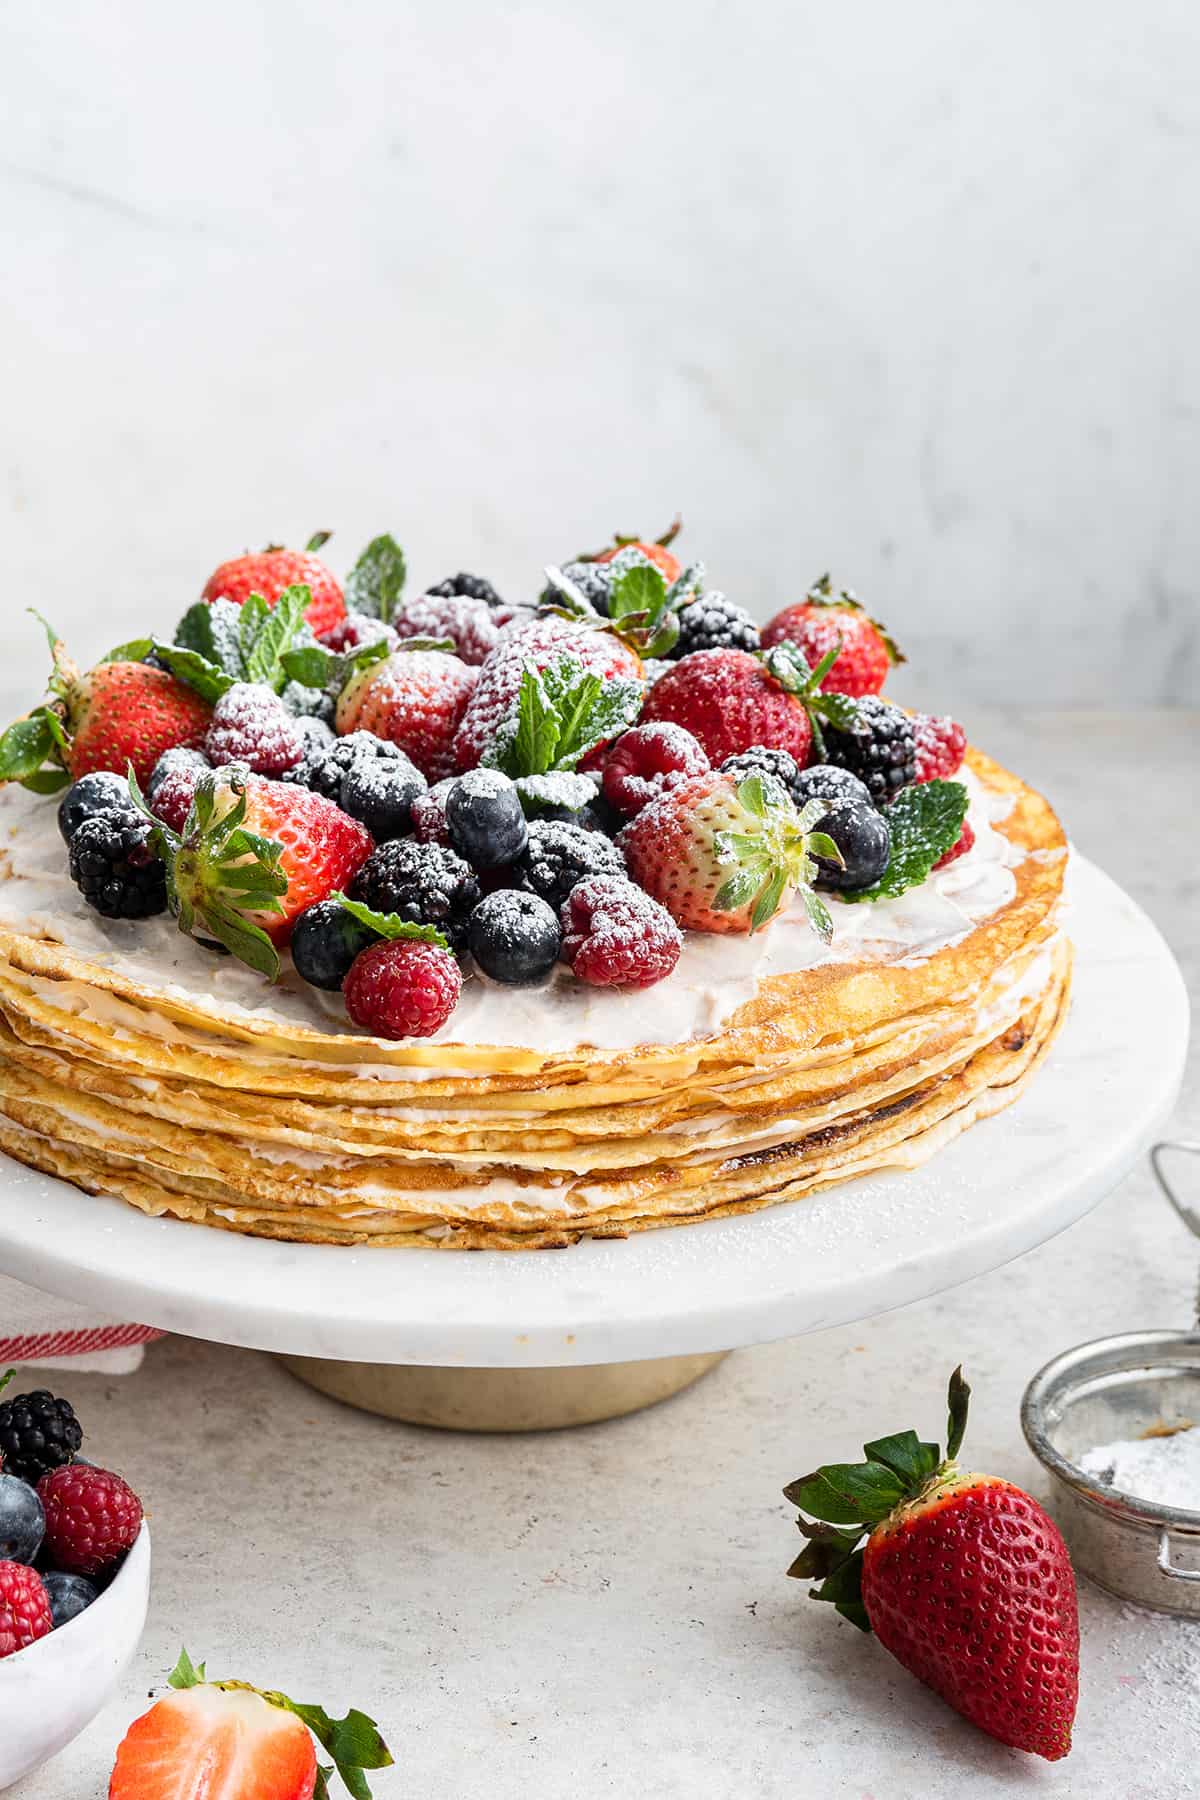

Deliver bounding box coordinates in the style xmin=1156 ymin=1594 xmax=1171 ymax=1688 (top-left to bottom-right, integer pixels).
xmin=345 ymin=534 xmax=406 ymax=621
xmin=608 ymin=560 xmax=665 ymax=625
xmin=150 ymin=642 xmax=234 ymax=704
xmin=515 ymin=771 xmax=597 ymax=818
xmin=243 ymin=584 xmax=310 ymax=691
xmin=175 ymin=599 xmax=245 ymax=677
xmin=334 ymin=892 xmax=449 ymax=950
xmin=484 ymin=656 xmax=643 ymax=777
xmin=844 ymin=780 xmax=968 ymax=902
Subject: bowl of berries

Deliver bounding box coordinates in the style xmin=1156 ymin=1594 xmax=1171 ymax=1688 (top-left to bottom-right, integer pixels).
xmin=0 ymin=1378 xmax=149 ymax=1791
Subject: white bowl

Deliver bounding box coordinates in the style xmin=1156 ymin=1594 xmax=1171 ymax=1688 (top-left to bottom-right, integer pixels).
xmin=0 ymin=1523 xmax=151 ymax=1790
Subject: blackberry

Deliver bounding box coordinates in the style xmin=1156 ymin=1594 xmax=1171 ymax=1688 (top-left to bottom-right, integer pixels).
xmin=790 ymin=763 xmax=874 ymax=812
xmin=721 ymin=748 xmax=805 ymax=809
xmin=291 ymin=900 xmax=378 ymax=991
xmin=280 ymin=680 xmax=337 ymax=726
xmin=445 ymin=770 xmax=528 ymax=869
xmin=540 ymin=560 xmax=614 ymax=617
xmin=0 ymin=1388 xmax=82 ymax=1486
xmin=513 ymin=770 xmax=601 ymax=824
xmin=42 ymin=1570 xmax=97 ymax=1627
xmin=295 ymin=713 xmax=337 ymax=754
xmin=673 ymin=593 xmax=760 ymax=658
xmin=811 ymin=797 xmax=891 ymax=891
xmin=513 ymin=820 xmax=626 ymax=912
xmin=352 ymin=840 xmax=481 ymax=952
xmin=57 ymin=772 xmax=136 ymax=845
xmin=68 ymin=813 xmax=167 ymax=919
xmin=426 ymin=572 xmax=504 ymax=608
xmin=340 ymin=754 xmax=427 ymax=842
xmin=468 ymin=890 xmax=561 ymax=984
xmin=282 ymin=731 xmax=418 ymax=803
xmin=822 ymin=697 xmax=916 ymax=804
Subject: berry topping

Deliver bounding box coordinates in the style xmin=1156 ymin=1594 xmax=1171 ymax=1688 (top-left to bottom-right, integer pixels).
xmin=468 ymin=890 xmax=562 ymax=984
xmin=935 ymin=817 xmax=976 ymax=869
xmin=720 ymin=746 xmax=807 ymax=809
xmin=672 ymin=592 xmax=761 ymax=658
xmin=513 ymin=818 xmax=626 ymax=913
xmin=410 ymin=777 xmax=455 ymax=845
xmin=602 ymin=724 xmax=710 ymax=817
xmin=203 ymin=682 xmax=305 ymax=776
xmin=0 ymin=1562 xmax=52 ymax=1660
xmin=290 ymin=898 xmax=380 ymax=991
xmin=352 ymin=839 xmax=481 ymax=952
xmin=338 ymin=751 xmax=427 ymax=843
xmin=336 ymin=648 xmax=479 ymax=782
xmin=145 ymin=747 xmax=212 ymax=833
xmin=396 ymin=593 xmax=500 ymax=665
xmin=293 ymin=713 xmax=337 ymax=753
xmin=42 ymin=1569 xmax=98 ymax=1627
xmin=57 ymin=770 xmax=137 ymax=844
xmin=0 ymin=1473 xmax=45 ymax=1565
xmin=912 ymin=712 xmax=968 ymax=783
xmin=69 ymin=812 xmax=168 ymax=919
xmin=0 ymin=1385 xmax=83 ymax=1485
xmin=202 ymin=538 xmax=346 ymax=638
xmin=560 ymin=876 xmax=682 ymax=988
xmin=318 ymin=612 xmax=400 ymax=655
xmin=445 ymin=769 xmax=529 ymax=869
xmin=787 ymin=762 xmax=874 ymax=811
xmin=452 ymin=618 xmax=643 ymax=772
xmin=38 ymin=1463 xmax=143 ymax=1577
xmin=822 ymin=695 xmax=917 ymax=804
xmin=641 ymin=647 xmax=835 ymax=770
xmin=282 ymin=728 xmax=411 ymax=801
xmin=761 ymin=574 xmax=903 ymax=697
xmin=426 ymin=571 xmax=505 ymax=607
xmin=810 ymin=797 xmax=891 ymax=891
xmin=344 ymin=936 xmax=461 ymax=1038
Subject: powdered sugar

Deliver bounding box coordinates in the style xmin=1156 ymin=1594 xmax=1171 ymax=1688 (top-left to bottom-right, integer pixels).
xmin=1080 ymin=1428 xmax=1200 ymax=1511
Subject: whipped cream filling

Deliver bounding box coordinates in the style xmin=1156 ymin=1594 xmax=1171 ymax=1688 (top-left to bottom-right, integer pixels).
xmin=0 ymin=771 xmax=1028 ymax=1060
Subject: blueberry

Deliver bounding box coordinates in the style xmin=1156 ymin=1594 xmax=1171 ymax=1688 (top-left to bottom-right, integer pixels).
xmin=468 ymin=890 xmax=561 ymax=983
xmin=339 ymin=755 xmax=426 ymax=842
xmin=42 ymin=1569 xmax=98 ymax=1627
xmin=791 ymin=763 xmax=874 ymax=812
xmin=291 ymin=900 xmax=378 ymax=991
xmin=57 ymin=772 xmax=136 ymax=844
xmin=446 ymin=770 xmax=528 ymax=869
xmin=296 ymin=713 xmax=337 ymax=752
xmin=0 ymin=1472 xmax=45 ymax=1564
xmin=811 ymin=797 xmax=891 ymax=891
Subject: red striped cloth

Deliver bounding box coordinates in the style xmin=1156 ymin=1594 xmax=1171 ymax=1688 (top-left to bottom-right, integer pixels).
xmin=0 ymin=1323 xmax=163 ymax=1362
xmin=0 ymin=1276 xmax=162 ymax=1371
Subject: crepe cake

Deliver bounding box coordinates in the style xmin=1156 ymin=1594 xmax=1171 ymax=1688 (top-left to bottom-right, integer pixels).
xmin=0 ymin=746 xmax=1069 ymax=1249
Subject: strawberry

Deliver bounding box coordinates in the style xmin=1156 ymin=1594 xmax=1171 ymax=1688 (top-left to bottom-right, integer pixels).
xmin=109 ymin=1647 xmax=392 ymax=1800
xmin=0 ymin=620 xmax=211 ymax=793
xmin=202 ymin=532 xmax=346 ymax=638
xmin=141 ymin=766 xmax=373 ymax=974
xmin=640 ymin=644 xmax=859 ymax=770
xmin=587 ymin=515 xmax=684 ymax=584
xmin=336 ymin=648 xmax=479 ymax=782
xmin=761 ymin=574 xmax=904 ymax=697
xmin=619 ymin=769 xmax=838 ymax=936
xmin=452 ymin=617 xmax=643 ymax=772
xmin=785 ymin=1369 xmax=1079 ymax=1762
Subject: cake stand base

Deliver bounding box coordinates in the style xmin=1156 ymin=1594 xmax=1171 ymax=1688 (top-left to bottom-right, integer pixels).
xmin=277 ymin=1350 xmax=729 ymax=1431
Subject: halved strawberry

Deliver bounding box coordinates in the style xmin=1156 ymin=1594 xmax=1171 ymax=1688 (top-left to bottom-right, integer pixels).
xmin=202 ymin=533 xmax=346 ymax=638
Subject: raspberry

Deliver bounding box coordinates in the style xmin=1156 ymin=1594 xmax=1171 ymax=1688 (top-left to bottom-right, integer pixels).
xmin=602 ymin=724 xmax=710 ymax=816
xmin=68 ymin=812 xmax=167 ymax=919
xmin=912 ymin=713 xmax=967 ymax=783
xmin=935 ymin=818 xmax=976 ymax=869
xmin=204 ymin=683 xmax=305 ymax=776
xmin=0 ymin=1561 xmax=52 ymax=1660
xmin=560 ymin=876 xmax=682 ymax=988
xmin=38 ymin=1464 xmax=143 ymax=1577
xmin=344 ymin=937 xmax=462 ymax=1038
xmin=146 ymin=746 xmax=212 ymax=832
xmin=318 ymin=613 xmax=400 ymax=655
xmin=395 ymin=594 xmax=500 ymax=665
xmin=0 ymin=1387 xmax=82 ymax=1484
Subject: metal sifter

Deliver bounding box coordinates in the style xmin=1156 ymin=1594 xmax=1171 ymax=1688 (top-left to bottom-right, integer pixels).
xmin=1021 ymin=1143 xmax=1200 ymax=1617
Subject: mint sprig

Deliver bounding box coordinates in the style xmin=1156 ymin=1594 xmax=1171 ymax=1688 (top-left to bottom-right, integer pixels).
xmin=844 ymin=779 xmax=968 ymax=902
xmin=344 ymin=534 xmax=407 ymax=622
xmin=333 ymin=892 xmax=449 ymax=950
xmin=172 ymin=586 xmax=313 ymax=696
xmin=167 ymin=1648 xmax=393 ymax=1799
xmin=484 ymin=655 xmax=643 ymax=780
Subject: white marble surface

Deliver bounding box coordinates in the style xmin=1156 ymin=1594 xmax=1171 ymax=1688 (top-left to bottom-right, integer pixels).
xmin=1 ymin=711 xmax=1197 ymax=1799
xmin=3 ymin=4 xmax=1199 ymax=706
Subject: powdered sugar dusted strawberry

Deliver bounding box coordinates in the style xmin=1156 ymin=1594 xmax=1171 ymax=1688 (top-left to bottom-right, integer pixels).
xmin=202 ymin=537 xmax=346 ymax=638
xmin=601 ymin=723 xmax=710 ymax=817
xmin=336 ymin=649 xmax=479 ymax=782
xmin=203 ymin=683 xmax=304 ymax=776
xmin=761 ymin=574 xmax=903 ymax=697
xmin=640 ymin=648 xmax=813 ymax=768
xmin=588 ymin=516 xmax=684 ymax=584
xmin=619 ymin=769 xmax=836 ymax=937
xmin=560 ymin=876 xmax=682 ymax=987
xmin=912 ymin=712 xmax=967 ymax=783
xmin=453 ymin=617 xmax=643 ymax=772
xmin=394 ymin=593 xmax=500 ymax=665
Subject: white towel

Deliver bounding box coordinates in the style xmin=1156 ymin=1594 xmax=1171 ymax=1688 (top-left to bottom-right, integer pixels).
xmin=0 ymin=1274 xmax=160 ymax=1372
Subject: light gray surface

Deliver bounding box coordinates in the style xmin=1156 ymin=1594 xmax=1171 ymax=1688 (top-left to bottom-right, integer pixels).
xmin=9 ymin=712 xmax=1200 ymax=1800
xmin=4 ymin=4 xmax=1200 ymax=706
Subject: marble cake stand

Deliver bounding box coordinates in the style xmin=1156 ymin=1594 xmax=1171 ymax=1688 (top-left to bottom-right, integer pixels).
xmin=0 ymin=857 xmax=1187 ymax=1429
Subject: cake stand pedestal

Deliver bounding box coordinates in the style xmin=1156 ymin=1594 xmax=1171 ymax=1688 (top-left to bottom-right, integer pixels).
xmin=0 ymin=858 xmax=1187 ymax=1430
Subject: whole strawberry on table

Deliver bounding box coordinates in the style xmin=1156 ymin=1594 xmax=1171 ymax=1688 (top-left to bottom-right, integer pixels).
xmin=0 ymin=522 xmax=973 ymax=1040
xmin=784 ymin=1369 xmax=1079 ymax=1762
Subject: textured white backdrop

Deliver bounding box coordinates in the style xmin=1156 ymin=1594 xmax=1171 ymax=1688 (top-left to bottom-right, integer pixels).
xmin=2 ymin=1 xmax=1197 ymax=709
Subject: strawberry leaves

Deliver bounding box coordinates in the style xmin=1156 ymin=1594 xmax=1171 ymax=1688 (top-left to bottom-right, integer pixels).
xmin=713 ymin=779 xmax=837 ymax=937
xmin=344 ymin=534 xmax=407 ymax=622
xmin=166 ymin=1648 xmax=393 ymax=1798
xmin=843 ymin=779 xmax=968 ymax=902
xmin=483 ymin=655 xmax=643 ymax=782
xmin=804 ymin=572 xmax=906 ymax=667
xmin=0 ymin=710 xmax=71 ymax=791
xmin=757 ymin=642 xmax=861 ymax=755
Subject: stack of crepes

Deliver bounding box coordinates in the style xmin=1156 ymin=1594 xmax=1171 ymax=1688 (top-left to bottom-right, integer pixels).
xmin=0 ymin=749 xmax=1070 ymax=1251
